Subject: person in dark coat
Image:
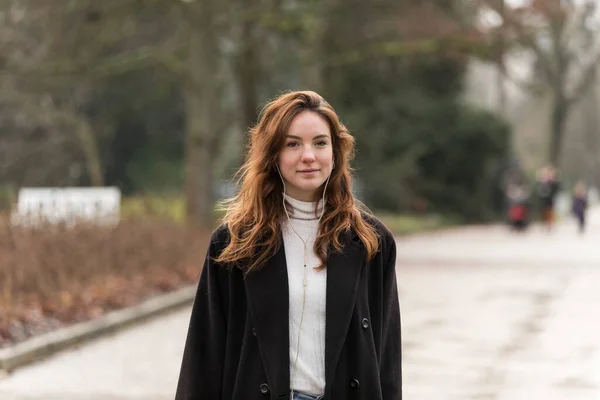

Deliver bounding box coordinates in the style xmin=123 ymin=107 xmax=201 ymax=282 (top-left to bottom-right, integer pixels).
xmin=536 ymin=165 xmax=560 ymax=231
xmin=175 ymin=91 xmax=402 ymax=400
xmin=572 ymin=180 xmax=588 ymax=234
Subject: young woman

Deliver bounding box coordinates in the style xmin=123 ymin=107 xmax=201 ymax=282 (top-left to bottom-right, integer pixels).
xmin=175 ymin=90 xmax=401 ymax=400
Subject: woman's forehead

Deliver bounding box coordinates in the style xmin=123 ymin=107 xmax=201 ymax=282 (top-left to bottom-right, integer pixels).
xmin=287 ymin=111 xmax=331 ymax=137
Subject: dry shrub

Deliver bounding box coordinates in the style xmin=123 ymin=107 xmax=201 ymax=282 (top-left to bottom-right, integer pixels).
xmin=0 ymin=214 xmax=209 ymax=348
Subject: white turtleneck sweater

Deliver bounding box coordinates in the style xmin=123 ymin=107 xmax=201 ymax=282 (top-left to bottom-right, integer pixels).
xmin=281 ymin=194 xmax=327 ymax=395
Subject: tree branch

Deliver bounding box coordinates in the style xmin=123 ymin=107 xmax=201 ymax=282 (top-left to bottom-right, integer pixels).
xmin=0 ymin=89 xmax=104 ymax=185
xmin=0 ymin=45 xmax=170 ymax=80
xmin=478 ymin=0 xmax=559 ymax=82
xmin=566 ymin=40 xmax=600 ymax=104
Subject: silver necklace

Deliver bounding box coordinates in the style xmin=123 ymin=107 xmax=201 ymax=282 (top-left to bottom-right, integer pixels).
xmin=278 ymin=170 xmax=331 ymax=399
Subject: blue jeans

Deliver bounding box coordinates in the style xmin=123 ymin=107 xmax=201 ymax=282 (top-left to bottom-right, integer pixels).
xmin=292 ymin=391 xmax=324 ymax=400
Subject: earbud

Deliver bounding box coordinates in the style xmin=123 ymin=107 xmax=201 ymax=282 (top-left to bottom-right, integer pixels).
xmin=276 ymin=164 xmax=286 ymax=196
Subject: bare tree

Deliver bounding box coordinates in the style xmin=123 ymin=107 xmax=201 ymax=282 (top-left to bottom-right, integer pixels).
xmin=0 ymin=2 xmax=104 ymax=186
xmin=0 ymin=0 xmax=233 ymax=227
xmin=482 ymin=0 xmax=600 ymax=164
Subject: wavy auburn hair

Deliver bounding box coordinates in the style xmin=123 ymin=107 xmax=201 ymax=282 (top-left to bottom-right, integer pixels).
xmin=215 ymin=90 xmax=379 ymax=274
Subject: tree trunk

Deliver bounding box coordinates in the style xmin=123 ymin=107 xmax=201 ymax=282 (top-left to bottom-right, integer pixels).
xmin=51 ymin=107 xmax=104 ymax=187
xmin=496 ymin=0 xmax=507 ymax=116
xmin=584 ymin=65 xmax=599 ymax=184
xmin=549 ymin=93 xmax=568 ymax=165
xmin=299 ymin=11 xmax=325 ymax=91
xmin=237 ymin=19 xmax=260 ymax=133
xmin=300 ymin=42 xmax=324 ymax=91
xmin=184 ymin=20 xmax=219 ymax=228
xmin=75 ymin=120 xmax=104 ymax=187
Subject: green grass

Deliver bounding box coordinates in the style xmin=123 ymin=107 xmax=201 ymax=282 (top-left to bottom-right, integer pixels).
xmin=376 ymin=212 xmax=460 ymax=236
xmin=121 ymin=195 xmax=186 ymax=223
xmin=121 ymin=195 xmax=224 ymax=226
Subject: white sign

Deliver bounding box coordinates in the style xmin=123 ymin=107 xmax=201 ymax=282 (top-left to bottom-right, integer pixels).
xmin=11 ymin=187 xmax=121 ymax=227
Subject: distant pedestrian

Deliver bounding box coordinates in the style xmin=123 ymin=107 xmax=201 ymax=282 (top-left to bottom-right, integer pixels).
xmin=536 ymin=165 xmax=560 ymax=231
xmin=572 ymin=181 xmax=588 ymax=234
xmin=506 ymin=181 xmax=530 ymax=232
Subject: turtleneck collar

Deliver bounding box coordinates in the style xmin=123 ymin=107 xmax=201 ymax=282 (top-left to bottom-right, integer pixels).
xmin=283 ymin=193 xmax=324 ymax=221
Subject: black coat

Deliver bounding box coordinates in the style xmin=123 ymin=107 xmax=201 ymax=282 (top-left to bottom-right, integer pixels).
xmin=175 ymin=216 xmax=402 ymax=400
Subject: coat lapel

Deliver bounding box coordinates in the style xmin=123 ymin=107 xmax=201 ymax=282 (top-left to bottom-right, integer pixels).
xmin=245 ymin=242 xmax=290 ymax=398
xmin=245 ymin=231 xmax=366 ymax=397
xmin=324 ymin=231 xmax=365 ymax=390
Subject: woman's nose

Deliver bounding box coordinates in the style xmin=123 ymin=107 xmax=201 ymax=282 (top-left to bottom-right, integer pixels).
xmin=301 ymin=146 xmax=316 ymax=162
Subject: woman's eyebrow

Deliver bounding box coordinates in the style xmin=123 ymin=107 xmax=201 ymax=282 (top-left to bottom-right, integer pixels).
xmin=286 ymin=134 xmax=331 ymax=140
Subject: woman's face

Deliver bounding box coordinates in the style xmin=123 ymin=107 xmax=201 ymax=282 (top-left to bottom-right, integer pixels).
xmin=278 ymin=110 xmax=334 ymax=202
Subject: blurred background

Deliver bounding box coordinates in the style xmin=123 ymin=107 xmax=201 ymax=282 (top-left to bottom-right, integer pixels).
xmin=1 ymin=0 xmax=599 ymax=224
xmin=1 ymin=0 xmax=599 ymax=399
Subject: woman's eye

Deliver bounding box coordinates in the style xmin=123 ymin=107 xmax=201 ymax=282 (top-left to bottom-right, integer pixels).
xmin=286 ymin=142 xmax=299 ymax=148
xmin=316 ymin=141 xmax=328 ymax=146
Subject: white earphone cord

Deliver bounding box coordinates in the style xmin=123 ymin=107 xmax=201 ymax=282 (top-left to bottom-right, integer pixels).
xmin=277 ymin=164 xmax=332 ymax=399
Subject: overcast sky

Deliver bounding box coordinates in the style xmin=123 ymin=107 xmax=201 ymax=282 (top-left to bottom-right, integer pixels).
xmin=478 ymin=0 xmax=599 ymax=30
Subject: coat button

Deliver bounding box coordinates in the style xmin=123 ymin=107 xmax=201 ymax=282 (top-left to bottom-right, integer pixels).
xmin=252 ymin=327 xmax=257 ymax=336
xmin=259 ymin=383 xmax=270 ymax=395
xmin=361 ymin=318 xmax=370 ymax=329
xmin=350 ymin=378 xmax=360 ymax=389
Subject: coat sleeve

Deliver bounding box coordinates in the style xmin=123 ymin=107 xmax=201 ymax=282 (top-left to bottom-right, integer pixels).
xmin=380 ymin=233 xmax=402 ymax=399
xmin=175 ymin=236 xmax=228 ymax=400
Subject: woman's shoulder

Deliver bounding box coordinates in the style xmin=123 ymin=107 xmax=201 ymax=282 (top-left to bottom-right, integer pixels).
xmin=208 ymin=223 xmax=231 ymax=250
xmin=359 ymin=211 xmax=395 ymax=247
xmin=357 ymin=211 xmax=396 ymax=270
